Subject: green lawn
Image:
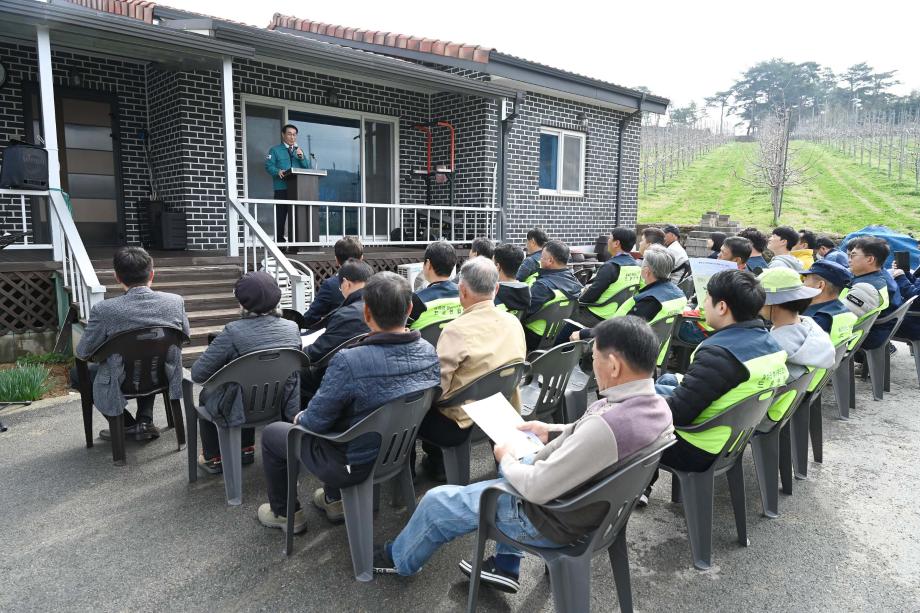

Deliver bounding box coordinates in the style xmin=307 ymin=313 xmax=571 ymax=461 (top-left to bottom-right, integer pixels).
xmin=638 ymin=141 xmax=920 ymax=234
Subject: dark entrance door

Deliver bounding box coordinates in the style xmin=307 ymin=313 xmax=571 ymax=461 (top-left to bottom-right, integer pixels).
xmin=25 ymin=86 xmax=127 ymax=247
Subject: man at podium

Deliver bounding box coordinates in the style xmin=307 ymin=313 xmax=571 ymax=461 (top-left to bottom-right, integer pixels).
xmin=265 ymin=123 xmax=312 ymax=245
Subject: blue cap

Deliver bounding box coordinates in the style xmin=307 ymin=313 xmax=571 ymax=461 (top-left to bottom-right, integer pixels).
xmin=802 ymin=260 xmax=852 ymax=288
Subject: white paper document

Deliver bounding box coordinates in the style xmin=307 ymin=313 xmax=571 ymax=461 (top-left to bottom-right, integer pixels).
xmin=301 ymin=328 xmax=325 ymax=349
xmin=688 ymin=258 xmax=737 ymax=307
xmin=461 ymin=392 xmax=545 ymax=459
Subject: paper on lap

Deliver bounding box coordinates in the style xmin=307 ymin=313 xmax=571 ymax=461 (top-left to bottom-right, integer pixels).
xmin=301 ymin=328 xmax=325 ymax=349
xmin=462 ymin=392 xmax=545 ymax=459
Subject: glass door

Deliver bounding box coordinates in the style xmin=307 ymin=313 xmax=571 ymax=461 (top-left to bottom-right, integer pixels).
xmin=363 ymin=119 xmax=394 ymax=239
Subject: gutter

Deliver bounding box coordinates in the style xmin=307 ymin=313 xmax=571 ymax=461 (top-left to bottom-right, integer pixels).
xmin=615 ymin=93 xmax=645 ymax=227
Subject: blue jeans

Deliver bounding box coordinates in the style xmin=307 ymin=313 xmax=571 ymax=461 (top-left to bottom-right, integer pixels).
xmin=390 ymin=471 xmax=560 ymax=576
xmin=655 ymin=373 xmax=678 ymax=397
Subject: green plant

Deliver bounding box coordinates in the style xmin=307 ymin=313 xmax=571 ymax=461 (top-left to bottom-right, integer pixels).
xmin=16 ymin=352 xmax=72 ymax=367
xmin=0 ymin=365 xmax=52 ymax=402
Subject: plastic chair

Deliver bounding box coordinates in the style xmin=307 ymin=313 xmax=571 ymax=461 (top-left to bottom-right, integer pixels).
xmin=660 ymin=389 xmax=775 ymax=570
xmin=418 ymin=320 xmax=448 ymax=347
xmin=428 ymin=362 xmax=527 ymax=485
xmin=892 ymin=311 xmax=920 ymax=388
xmin=520 ymin=341 xmax=586 ymax=423
xmin=467 ymin=435 xmax=676 ymax=613
xmin=75 ymin=326 xmax=189 ymax=466
xmin=574 ymin=267 xmax=594 ymax=286
xmin=281 ymin=308 xmax=308 ymax=332
xmin=523 ymin=299 xmax=577 ymax=351
xmin=831 ymin=311 xmax=879 ymax=419
xmin=865 ymin=296 xmax=917 ymax=400
xmin=284 ymin=387 xmax=438 ymax=581
xmin=578 ymin=284 xmax=641 ymax=321
xmin=795 ymin=341 xmax=847 ymax=478
xmin=310 ymin=333 xmax=368 ymax=370
xmin=184 ymin=348 xmax=308 ymax=505
xmin=649 ymin=312 xmax=683 ymax=370
xmin=749 ymin=374 xmax=813 ymax=518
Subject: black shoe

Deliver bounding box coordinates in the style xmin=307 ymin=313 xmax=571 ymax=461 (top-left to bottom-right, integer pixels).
xmin=636 ymin=486 xmax=652 ymax=508
xmin=373 ymin=542 xmax=398 ymax=575
xmin=99 ymin=422 xmax=160 ymax=441
xmin=421 ymin=455 xmax=447 ymax=483
xmin=241 ymin=446 xmax=255 ymax=465
xmin=458 ymin=557 xmax=521 ymax=594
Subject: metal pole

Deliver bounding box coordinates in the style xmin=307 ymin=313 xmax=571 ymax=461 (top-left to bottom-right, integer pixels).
xmin=222 ymin=56 xmax=239 ymax=257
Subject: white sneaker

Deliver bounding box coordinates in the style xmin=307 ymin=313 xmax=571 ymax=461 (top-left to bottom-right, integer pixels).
xmin=257 ymin=503 xmax=308 ymax=534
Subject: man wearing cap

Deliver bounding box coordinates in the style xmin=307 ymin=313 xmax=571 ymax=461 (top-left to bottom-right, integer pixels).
xmin=190 ymin=271 xmax=302 ymax=474
xmin=802 ymin=260 xmax=858 ymax=345
xmin=848 ymin=236 xmax=902 ymax=350
xmin=663 ymin=224 xmax=689 ymax=283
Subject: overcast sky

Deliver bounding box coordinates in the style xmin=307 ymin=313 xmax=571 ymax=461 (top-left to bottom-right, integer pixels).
xmin=163 ymin=0 xmax=917 ymax=122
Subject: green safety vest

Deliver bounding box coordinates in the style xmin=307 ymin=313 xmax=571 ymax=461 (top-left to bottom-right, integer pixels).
xmin=524 ymin=290 xmax=571 ymax=336
xmin=677 ymin=327 xmax=788 ymax=454
xmin=585 ymin=256 xmax=642 ymax=320
xmin=767 ymin=369 xmax=815 ymax=422
xmin=524 ymin=271 xmax=539 ymax=286
xmin=496 ymin=303 xmax=523 ymax=320
xmin=409 ymin=297 xmax=463 ymax=331
xmin=616 ymin=281 xmax=688 ymax=366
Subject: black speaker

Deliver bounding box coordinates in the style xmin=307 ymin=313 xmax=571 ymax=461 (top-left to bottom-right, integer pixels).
xmin=141 ymin=199 xmax=187 ymax=250
xmin=0 ymin=142 xmax=48 ymax=190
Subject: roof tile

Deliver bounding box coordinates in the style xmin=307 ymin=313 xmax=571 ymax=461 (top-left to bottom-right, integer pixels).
xmin=63 ymin=0 xmax=156 ymax=24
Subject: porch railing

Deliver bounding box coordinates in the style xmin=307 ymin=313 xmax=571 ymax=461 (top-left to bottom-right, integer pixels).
xmin=48 ymin=189 xmax=106 ymax=321
xmin=238 ymin=198 xmax=500 ymax=247
xmin=0 ymin=188 xmax=53 ymax=249
xmin=229 ymin=197 xmax=312 ymax=312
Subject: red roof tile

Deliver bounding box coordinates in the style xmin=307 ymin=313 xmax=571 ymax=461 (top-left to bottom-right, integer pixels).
xmin=268 ymin=13 xmax=493 ymax=64
xmin=64 ymin=0 xmax=155 ymax=24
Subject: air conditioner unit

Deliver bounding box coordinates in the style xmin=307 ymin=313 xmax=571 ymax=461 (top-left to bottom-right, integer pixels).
xmin=398 ymin=262 xmax=428 ymax=291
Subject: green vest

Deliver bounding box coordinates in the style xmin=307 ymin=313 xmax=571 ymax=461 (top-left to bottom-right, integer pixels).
xmin=524 ymin=290 xmax=570 ymax=336
xmin=409 ymin=297 xmax=463 ymax=331
xmin=677 ymin=327 xmax=788 ymax=454
xmin=585 ymin=256 xmax=642 ymax=320
xmin=496 ymin=303 xmax=523 ymax=320
xmin=617 ymin=281 xmax=688 ymax=366
xmin=524 ymin=271 xmax=539 ymax=286
xmin=767 ymin=369 xmax=816 ymax=421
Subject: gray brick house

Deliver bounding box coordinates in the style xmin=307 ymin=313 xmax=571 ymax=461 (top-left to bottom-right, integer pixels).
xmin=0 ymin=0 xmax=666 ymax=350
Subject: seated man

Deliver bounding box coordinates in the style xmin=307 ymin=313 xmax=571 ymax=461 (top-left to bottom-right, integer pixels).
xmin=802 ymin=260 xmax=857 ymax=344
xmin=516 ymin=227 xmax=549 ymax=283
xmin=418 ymin=257 xmax=527 ymax=481
xmin=374 ymin=316 xmax=674 ymax=591
xmin=74 ymin=247 xmax=189 ymax=441
xmin=409 ymin=240 xmax=463 ymax=333
xmin=816 ymin=237 xmax=849 ymax=268
xmin=792 ymin=228 xmax=817 ymax=270
xmin=767 ymin=226 xmax=804 ymax=271
xmin=738 ymin=227 xmax=769 ymax=272
xmin=492 ymin=242 xmax=531 ymax=318
xmin=663 ymin=224 xmax=689 ymax=282
xmin=258 ymin=272 xmax=440 ymax=527
xmin=650 ymin=270 xmax=787 ymax=502
xmin=637 ymin=226 xmax=666 ymax=257
xmin=302 ymin=236 xmax=363 ymax=329
xmin=523 ymin=240 xmax=583 ymax=351
xmin=572 ymin=246 xmax=686 ymax=340
xmin=574 ymin=227 xmax=642 ymax=327
xmin=300 ymin=259 xmax=374 ymax=401
xmin=469 ymin=236 xmax=494 ymax=260
xmin=848 ymin=236 xmax=902 ymax=350
xmin=191 ymin=272 xmax=302 ymax=474
xmin=719 ymin=236 xmax=752 ymax=270
xmin=758 ymin=268 xmax=835 ymax=383
xmin=891 ymin=260 xmax=920 ymax=339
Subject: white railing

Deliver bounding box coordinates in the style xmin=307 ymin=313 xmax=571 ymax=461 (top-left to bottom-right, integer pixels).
xmin=0 ymin=188 xmax=53 ymax=249
xmin=47 ymin=190 xmax=106 ymax=321
xmin=238 ymin=198 xmax=500 ymax=247
xmin=229 ymin=197 xmax=312 ymax=312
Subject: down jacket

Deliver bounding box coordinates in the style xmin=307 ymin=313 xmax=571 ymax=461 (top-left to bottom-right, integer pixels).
xmin=298 ymin=330 xmax=440 ymax=465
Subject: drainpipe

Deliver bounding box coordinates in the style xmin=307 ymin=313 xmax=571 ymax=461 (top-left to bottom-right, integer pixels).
xmin=614 ymin=92 xmax=645 ymax=227
xmin=499 ymin=92 xmax=524 ymax=242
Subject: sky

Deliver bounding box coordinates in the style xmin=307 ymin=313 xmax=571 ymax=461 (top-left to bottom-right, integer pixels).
xmin=162 ymin=0 xmax=918 ymax=125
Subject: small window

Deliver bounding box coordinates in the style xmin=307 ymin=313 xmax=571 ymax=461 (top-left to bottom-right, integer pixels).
xmin=539 ymin=128 xmax=585 ymax=196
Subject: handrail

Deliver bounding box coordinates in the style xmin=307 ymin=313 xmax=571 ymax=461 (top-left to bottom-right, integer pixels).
xmin=228 ymin=196 xmax=311 ymax=313
xmin=47 ymin=189 xmax=106 ymax=321
xmin=0 ymin=188 xmax=52 ymax=249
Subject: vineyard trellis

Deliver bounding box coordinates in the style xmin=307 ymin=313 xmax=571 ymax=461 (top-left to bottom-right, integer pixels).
xmin=795 ymin=107 xmax=920 ymax=188
xmin=640 ymin=121 xmax=733 ymax=194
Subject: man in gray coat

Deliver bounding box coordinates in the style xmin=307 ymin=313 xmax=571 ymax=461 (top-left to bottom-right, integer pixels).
xmin=75 ymin=247 xmax=189 ymax=441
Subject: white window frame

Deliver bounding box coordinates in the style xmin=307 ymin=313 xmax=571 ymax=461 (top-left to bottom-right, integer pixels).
xmin=538 ymin=127 xmax=586 ymax=197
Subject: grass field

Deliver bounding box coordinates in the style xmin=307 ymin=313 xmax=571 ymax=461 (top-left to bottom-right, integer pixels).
xmin=637 ymin=141 xmax=920 ymax=234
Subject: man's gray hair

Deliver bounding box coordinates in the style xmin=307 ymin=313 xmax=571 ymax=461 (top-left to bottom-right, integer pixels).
xmin=459 ymin=256 xmax=499 ymax=297
xmin=643 ymin=244 xmax=674 ymax=281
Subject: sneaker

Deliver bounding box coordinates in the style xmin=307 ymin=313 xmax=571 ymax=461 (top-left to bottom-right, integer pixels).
xmin=373 ymin=542 xmax=398 ymax=575
xmin=458 ymin=557 xmax=521 ymax=594
xmin=99 ymin=422 xmax=160 ymax=441
xmin=312 ymin=487 xmax=345 ymax=523
xmin=257 ymin=503 xmax=308 ymax=534
xmin=241 ymin=446 xmax=255 ymax=465
xmin=199 ymin=455 xmax=222 ymax=475
xmin=636 ymin=486 xmax=651 ymax=508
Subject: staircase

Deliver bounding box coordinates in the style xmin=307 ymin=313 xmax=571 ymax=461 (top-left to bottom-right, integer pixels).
xmin=93 ymin=255 xmax=244 ymax=367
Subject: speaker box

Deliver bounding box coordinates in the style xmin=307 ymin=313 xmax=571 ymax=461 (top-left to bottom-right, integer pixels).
xmin=141 ymin=199 xmax=187 ymax=250
xmin=0 ymin=142 xmax=49 ymax=190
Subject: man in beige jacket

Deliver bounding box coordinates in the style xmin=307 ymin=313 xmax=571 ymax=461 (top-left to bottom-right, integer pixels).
xmin=418 ymin=256 xmax=527 ymax=481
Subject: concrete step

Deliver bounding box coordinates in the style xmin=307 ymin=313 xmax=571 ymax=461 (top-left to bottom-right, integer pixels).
xmin=181 ymin=292 xmax=241 ymax=310
xmin=187 ymin=308 xmax=239 ymax=323
xmin=101 ymin=279 xmax=238 ymax=296
xmin=96 ymin=265 xmax=242 ymax=284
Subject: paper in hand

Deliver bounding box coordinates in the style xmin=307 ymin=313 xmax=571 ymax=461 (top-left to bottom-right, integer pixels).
xmin=301 ymin=328 xmax=326 ymax=349
xmin=461 ymin=392 xmax=545 ymax=459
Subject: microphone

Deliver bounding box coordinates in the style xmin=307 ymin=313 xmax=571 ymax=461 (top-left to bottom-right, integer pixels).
xmin=293 ymin=142 xmax=304 ymax=159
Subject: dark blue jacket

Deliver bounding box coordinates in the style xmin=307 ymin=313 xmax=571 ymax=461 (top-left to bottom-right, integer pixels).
xmin=303 ymin=275 xmax=344 ymax=329
xmin=306 ymin=289 xmax=370 ymax=363
xmin=747 ymin=255 xmax=769 ymax=273
xmin=527 ymin=267 xmax=583 ymax=317
xmin=894 ymin=273 xmax=920 ymax=339
xmin=297 ymin=330 xmax=440 ymax=465
xmin=822 ymin=249 xmax=849 ymax=268
xmin=854 ymin=269 xmax=902 ymax=349
xmin=409 ymin=280 xmax=459 ymax=322
xmin=516 ymin=249 xmax=543 ymax=282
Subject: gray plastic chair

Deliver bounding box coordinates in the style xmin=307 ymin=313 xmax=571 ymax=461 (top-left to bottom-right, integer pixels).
xmin=467 ymin=435 xmax=675 ymax=613
xmin=797 ymin=341 xmax=848 ymax=477
xmin=865 ymin=296 xmax=917 ymax=400
xmin=578 ymin=283 xmax=640 ymax=321
xmin=649 ymin=312 xmax=684 ymax=371
xmin=892 ymin=311 xmax=920 ymax=388
xmin=76 ymin=326 xmax=189 ymax=466
xmin=660 ymin=389 xmax=775 ymax=570
xmin=520 ymin=341 xmax=586 ymax=423
xmin=831 ymin=311 xmax=879 ymax=419
xmin=284 ymin=387 xmax=438 ymax=581
xmin=183 ymin=348 xmax=308 ymax=505
xmin=428 ymin=362 xmax=527 ymax=486
xmin=561 ymin=340 xmax=598 ymax=423
xmin=281 ymin=308 xmax=308 ymax=332
xmin=749 ymin=374 xmax=813 ymax=518
xmin=310 ymin=333 xmax=368 ymax=370
xmin=418 ymin=320 xmax=449 ymax=347
xmin=523 ymin=298 xmax=577 ymax=351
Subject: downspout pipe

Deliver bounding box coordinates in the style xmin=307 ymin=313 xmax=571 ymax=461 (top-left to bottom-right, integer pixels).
xmin=614 ymin=92 xmax=646 ymax=227
xmin=499 ymin=92 xmax=525 ymax=242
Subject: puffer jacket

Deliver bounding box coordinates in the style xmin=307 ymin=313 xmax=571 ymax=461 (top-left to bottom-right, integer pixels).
xmin=191 ymin=314 xmax=303 ymax=427
xmin=298 ymin=330 xmax=440 ymax=465
xmin=527 ymin=267 xmax=583 ymax=316
xmin=770 ymin=316 xmax=835 ymax=381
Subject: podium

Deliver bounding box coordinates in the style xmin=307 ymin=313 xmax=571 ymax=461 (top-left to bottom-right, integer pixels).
xmin=285 ymin=168 xmax=327 ymax=243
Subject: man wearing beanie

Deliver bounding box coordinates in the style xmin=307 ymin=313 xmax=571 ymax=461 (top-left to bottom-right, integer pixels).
xmin=190 ymin=271 xmax=303 ymax=475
